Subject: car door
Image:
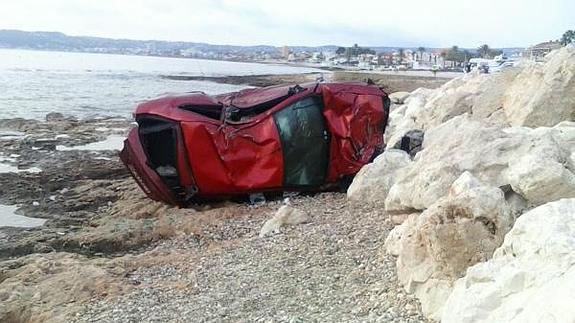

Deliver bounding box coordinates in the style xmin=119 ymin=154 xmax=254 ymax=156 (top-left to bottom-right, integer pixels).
xmin=273 ymin=96 xmax=330 ymax=187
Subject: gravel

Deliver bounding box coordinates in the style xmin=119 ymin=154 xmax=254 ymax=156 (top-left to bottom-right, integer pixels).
xmin=73 ymin=193 xmax=430 ymax=323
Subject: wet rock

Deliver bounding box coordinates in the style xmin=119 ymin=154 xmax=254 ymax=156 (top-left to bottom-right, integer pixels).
xmin=442 ymin=198 xmax=575 ymax=323
xmin=259 ymin=205 xmax=310 ymax=237
xmin=347 ymin=149 xmax=411 ymax=207
xmin=0 ymin=118 xmax=39 ymax=131
xmin=386 ymin=172 xmax=514 ymax=320
xmin=45 ymin=112 xmax=66 ymax=122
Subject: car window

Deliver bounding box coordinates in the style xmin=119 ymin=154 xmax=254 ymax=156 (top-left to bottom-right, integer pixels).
xmin=273 ymin=96 xmax=330 ymax=187
xmin=179 ymin=104 xmax=223 ymax=120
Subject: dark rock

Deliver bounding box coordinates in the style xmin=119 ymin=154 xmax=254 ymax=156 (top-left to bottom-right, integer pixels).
xmin=45 ymin=112 xmax=65 ymax=122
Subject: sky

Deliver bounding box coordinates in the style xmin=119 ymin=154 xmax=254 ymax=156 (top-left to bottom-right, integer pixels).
xmin=0 ymin=0 xmax=573 ymax=48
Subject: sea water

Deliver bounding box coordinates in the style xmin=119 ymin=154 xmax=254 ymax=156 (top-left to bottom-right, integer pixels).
xmin=0 ymin=204 xmax=46 ymax=228
xmin=0 ymin=48 xmax=320 ymax=120
xmin=0 ymin=49 xmax=320 ymax=227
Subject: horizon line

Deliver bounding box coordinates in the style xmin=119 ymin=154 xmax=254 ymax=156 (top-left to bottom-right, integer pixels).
xmin=0 ymin=29 xmax=529 ymax=50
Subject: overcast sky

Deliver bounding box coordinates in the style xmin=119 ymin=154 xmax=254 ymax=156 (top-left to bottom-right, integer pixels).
xmin=0 ymin=0 xmax=572 ymax=48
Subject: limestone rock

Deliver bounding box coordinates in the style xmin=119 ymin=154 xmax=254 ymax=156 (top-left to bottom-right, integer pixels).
xmin=384 ymin=73 xmax=510 ymax=151
xmin=387 ymin=48 xmax=575 ymax=136
xmin=385 ymin=115 xmax=575 ymax=212
xmin=377 ymin=48 xmax=575 ymax=322
xmin=385 ymin=116 xmax=511 ymax=211
xmin=388 ymin=172 xmax=514 ymax=320
xmin=391 ymin=129 xmax=424 ymax=157
xmin=389 ymin=91 xmax=411 ymax=104
xmin=442 ymin=198 xmax=575 ymax=323
xmin=470 ymin=68 xmax=522 ymax=126
xmin=503 ymin=48 xmax=575 ymax=127
xmin=414 ymin=73 xmax=509 ymax=130
xmin=347 ymin=149 xmax=412 ymax=207
xmin=384 ymin=212 xmax=419 ymax=256
xmin=389 ymin=212 xmax=411 ymax=225
xmin=506 ymin=143 xmax=575 ymax=204
xmin=259 ymin=205 xmax=310 ymax=237
xmin=385 ymin=88 xmax=433 ymax=147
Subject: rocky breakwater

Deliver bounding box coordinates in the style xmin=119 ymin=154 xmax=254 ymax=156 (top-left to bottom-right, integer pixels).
xmin=348 ymin=47 xmax=575 ymax=321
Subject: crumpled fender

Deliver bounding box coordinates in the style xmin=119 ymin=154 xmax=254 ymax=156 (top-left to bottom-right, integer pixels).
xmin=320 ymin=84 xmax=388 ymax=182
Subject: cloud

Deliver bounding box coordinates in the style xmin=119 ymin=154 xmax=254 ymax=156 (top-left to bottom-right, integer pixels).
xmin=0 ymin=0 xmax=573 ymax=47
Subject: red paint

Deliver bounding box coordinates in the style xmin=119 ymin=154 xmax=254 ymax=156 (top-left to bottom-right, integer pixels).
xmin=120 ymin=82 xmax=390 ymax=206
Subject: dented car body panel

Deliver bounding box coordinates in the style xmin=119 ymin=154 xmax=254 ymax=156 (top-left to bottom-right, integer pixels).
xmin=120 ymin=82 xmax=390 ymax=206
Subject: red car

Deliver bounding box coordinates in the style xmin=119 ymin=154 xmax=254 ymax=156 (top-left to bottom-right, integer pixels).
xmin=120 ymin=82 xmax=390 ymax=206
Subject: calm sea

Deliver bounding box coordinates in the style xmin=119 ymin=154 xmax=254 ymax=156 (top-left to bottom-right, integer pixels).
xmin=0 ymin=49 xmax=320 ymax=120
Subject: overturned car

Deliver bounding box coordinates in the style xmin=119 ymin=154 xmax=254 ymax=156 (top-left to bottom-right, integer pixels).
xmin=120 ymin=82 xmax=390 ymax=206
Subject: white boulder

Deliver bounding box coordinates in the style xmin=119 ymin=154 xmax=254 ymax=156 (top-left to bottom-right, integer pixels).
xmin=503 ymin=48 xmax=575 ymax=127
xmin=386 ymin=48 xmax=575 ymax=143
xmin=385 ymin=88 xmax=433 ymax=147
xmin=442 ymin=198 xmax=575 ymax=323
xmin=416 ymin=75 xmax=483 ymax=129
xmin=386 ymin=172 xmax=514 ymax=320
xmin=385 ymin=116 xmax=515 ymax=211
xmin=384 ymin=212 xmax=419 ymax=256
xmin=347 ymin=149 xmax=411 ymax=206
xmin=373 ymin=48 xmax=575 ymax=322
xmin=385 ymin=115 xmax=575 ymax=212
xmin=506 ymin=151 xmax=575 ymax=205
xmin=414 ymin=72 xmax=516 ymax=130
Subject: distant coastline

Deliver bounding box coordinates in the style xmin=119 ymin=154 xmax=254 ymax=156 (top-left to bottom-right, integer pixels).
xmin=0 ymin=29 xmax=525 ymax=65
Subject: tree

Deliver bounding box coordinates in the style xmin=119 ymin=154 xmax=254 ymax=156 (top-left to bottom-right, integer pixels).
xmin=360 ymin=48 xmax=376 ymax=55
xmin=440 ymin=50 xmax=447 ymax=68
xmin=489 ymin=49 xmax=503 ymax=57
xmin=478 ymin=44 xmax=490 ymax=58
xmin=463 ymin=50 xmax=471 ymax=62
xmin=561 ymin=30 xmax=575 ymax=45
xmin=398 ymin=48 xmax=404 ymax=64
xmin=337 ymin=44 xmax=374 ymax=57
xmin=352 ymin=43 xmax=359 ymax=56
xmin=417 ymin=47 xmax=426 ymax=62
xmin=444 ymin=46 xmax=465 ymax=66
xmin=345 ymin=47 xmax=353 ymax=63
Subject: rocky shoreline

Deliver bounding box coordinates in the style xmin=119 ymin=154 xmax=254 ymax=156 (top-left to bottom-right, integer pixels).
xmin=161 ymin=71 xmax=451 ymax=92
xmin=160 ymin=72 xmax=325 ymax=87
xmin=0 ymin=114 xmax=431 ymax=321
xmin=0 ymin=115 xmax=135 ymax=257
xmin=2 ymin=47 xmax=574 ymax=322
